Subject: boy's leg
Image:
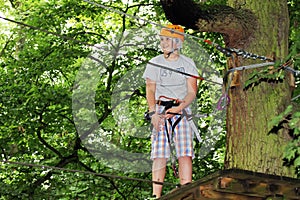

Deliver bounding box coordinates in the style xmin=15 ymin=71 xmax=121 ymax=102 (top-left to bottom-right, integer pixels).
xmin=178 ymin=156 xmax=192 ymax=185
xmin=152 ymin=158 xmax=167 ymax=198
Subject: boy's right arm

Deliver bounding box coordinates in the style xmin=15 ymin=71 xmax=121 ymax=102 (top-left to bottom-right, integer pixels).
xmin=146 ymin=78 xmax=162 ymax=131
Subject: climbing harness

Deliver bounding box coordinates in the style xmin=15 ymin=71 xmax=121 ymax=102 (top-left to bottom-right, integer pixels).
xmin=163 ymin=103 xmax=180 ymax=178
xmin=145 ymin=96 xmax=202 ymax=177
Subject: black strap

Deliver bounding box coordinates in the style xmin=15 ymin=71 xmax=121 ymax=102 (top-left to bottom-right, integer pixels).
xmin=164 ymin=110 xmax=185 ymax=178
xmin=155 ymin=99 xmax=187 ymax=177
xmin=165 ymin=118 xmax=179 ymax=177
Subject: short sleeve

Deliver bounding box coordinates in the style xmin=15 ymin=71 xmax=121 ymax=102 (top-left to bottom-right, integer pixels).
xmin=142 ymin=57 xmax=160 ymax=81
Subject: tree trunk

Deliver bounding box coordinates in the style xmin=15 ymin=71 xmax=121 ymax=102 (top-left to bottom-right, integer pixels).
xmin=160 ymin=0 xmax=296 ymax=178
xmin=224 ymin=0 xmax=295 ymax=177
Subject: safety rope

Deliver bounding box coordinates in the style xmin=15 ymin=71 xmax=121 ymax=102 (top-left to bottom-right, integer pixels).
xmin=292 ymin=94 xmax=300 ymax=101
xmin=0 ymin=12 xmax=286 ymax=86
xmin=1 ymin=3 xmax=298 ymax=104
xmin=1 ymin=159 xmax=177 ymax=186
xmin=204 ymin=40 xmax=274 ymax=62
xmin=83 ymin=0 xmax=300 ymax=106
xmin=127 ymin=56 xmax=222 ymax=86
xmin=147 ymin=60 xmax=205 ymax=81
xmin=227 ymin=62 xmax=275 ymax=73
xmin=0 ymin=12 xmax=214 ymax=157
xmin=1 ymin=2 xmax=294 ymax=75
xmin=0 ymin=15 xmax=225 ymax=88
xmin=285 ymin=66 xmax=300 ymax=76
xmin=84 ymin=0 xmax=279 ymax=64
xmin=2 ymin=7 xmax=298 ymax=107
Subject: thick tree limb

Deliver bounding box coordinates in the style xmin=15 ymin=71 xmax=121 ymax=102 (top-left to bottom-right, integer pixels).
xmin=160 ymin=0 xmax=257 ymax=48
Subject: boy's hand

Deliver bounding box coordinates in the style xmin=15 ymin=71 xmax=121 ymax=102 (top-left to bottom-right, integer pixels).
xmin=165 ymin=107 xmax=182 ymax=119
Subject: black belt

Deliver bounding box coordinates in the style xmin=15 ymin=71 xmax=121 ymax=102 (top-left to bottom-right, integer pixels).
xmin=156 ymin=100 xmax=180 ymax=108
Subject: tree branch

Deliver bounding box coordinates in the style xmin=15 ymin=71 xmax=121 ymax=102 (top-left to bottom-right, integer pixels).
xmin=160 ymin=0 xmax=257 ymax=48
xmin=78 ymin=160 xmax=127 ymax=200
xmin=36 ymin=107 xmax=63 ymax=158
xmin=28 ymin=152 xmax=79 ymax=198
xmin=0 ymin=35 xmax=13 ymax=58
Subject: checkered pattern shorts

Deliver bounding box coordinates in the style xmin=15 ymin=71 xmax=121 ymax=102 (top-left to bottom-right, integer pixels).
xmin=150 ymin=107 xmax=194 ymax=160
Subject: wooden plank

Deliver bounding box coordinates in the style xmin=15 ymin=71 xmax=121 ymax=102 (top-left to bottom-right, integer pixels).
xmin=215 ymin=169 xmax=300 ymax=199
xmin=159 ymin=169 xmax=300 ymax=200
xmin=160 ymin=183 xmax=265 ymax=200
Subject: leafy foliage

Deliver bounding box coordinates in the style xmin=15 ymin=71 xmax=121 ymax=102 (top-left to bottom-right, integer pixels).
xmin=281 ymin=0 xmax=300 ymax=177
xmin=0 ymin=0 xmax=299 ymax=199
xmin=269 ymin=105 xmax=300 ymax=177
xmin=289 ymin=0 xmax=300 ymax=101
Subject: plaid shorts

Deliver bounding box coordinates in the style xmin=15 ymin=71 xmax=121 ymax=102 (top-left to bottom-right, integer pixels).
xmin=150 ymin=106 xmax=194 ymax=159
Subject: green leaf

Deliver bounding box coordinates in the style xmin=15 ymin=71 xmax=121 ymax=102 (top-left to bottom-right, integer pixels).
xmin=294 ymin=156 xmax=300 ymax=167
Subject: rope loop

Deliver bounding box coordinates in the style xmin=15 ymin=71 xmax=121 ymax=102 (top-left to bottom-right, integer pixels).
xmin=217 ymin=93 xmax=230 ymax=110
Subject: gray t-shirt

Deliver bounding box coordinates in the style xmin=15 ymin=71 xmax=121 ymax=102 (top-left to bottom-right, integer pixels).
xmin=143 ymin=54 xmax=199 ymax=100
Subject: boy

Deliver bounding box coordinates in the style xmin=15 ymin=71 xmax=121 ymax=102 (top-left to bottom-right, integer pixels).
xmin=143 ymin=24 xmax=199 ymax=198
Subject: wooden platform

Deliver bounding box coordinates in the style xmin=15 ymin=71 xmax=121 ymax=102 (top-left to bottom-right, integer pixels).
xmin=159 ymin=169 xmax=300 ymax=200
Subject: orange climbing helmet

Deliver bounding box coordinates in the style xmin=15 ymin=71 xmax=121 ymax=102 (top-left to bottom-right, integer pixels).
xmin=160 ymin=24 xmax=184 ymax=42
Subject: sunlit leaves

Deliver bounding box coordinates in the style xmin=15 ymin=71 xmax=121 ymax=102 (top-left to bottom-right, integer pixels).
xmin=0 ymin=0 xmax=161 ymax=198
xmin=1 ymin=0 xmax=299 ymax=199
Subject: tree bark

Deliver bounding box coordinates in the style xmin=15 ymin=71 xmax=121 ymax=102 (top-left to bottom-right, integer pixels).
xmin=160 ymin=0 xmax=295 ymax=177
xmin=160 ymin=0 xmax=257 ymax=48
xmin=225 ymin=0 xmax=294 ymax=177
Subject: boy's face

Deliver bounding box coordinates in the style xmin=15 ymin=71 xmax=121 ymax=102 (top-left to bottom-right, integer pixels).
xmin=159 ymin=36 xmax=178 ymax=53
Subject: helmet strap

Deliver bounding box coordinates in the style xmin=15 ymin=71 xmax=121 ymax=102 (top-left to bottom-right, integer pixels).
xmin=162 ymin=38 xmax=181 ymax=58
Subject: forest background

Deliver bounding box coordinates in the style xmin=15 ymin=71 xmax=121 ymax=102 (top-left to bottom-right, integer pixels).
xmin=0 ymin=0 xmax=299 ymax=199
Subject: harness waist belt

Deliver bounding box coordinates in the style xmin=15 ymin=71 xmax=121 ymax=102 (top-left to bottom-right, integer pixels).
xmin=156 ymin=100 xmax=180 ymax=107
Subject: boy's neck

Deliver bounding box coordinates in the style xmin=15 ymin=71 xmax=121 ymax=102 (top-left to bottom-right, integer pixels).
xmin=163 ymin=51 xmax=179 ymax=61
